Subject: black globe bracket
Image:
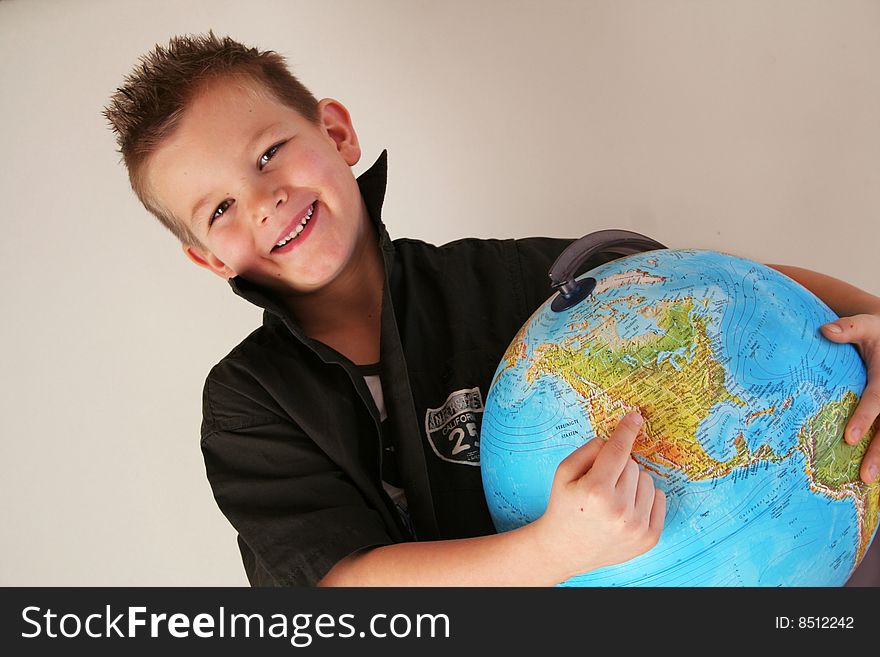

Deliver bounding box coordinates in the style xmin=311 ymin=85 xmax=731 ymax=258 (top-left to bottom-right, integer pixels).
xmin=549 ymin=229 xmax=668 ymax=312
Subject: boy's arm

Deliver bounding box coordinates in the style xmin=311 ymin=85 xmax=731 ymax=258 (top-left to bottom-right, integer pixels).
xmin=766 ymin=264 xmax=880 ymax=317
xmin=766 ymin=264 xmax=880 ymax=484
xmin=320 ymin=413 xmax=665 ymax=586
xmin=320 ymin=523 xmax=559 ymax=586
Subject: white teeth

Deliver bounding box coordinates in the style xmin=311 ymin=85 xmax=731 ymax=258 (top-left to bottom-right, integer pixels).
xmin=274 ymin=204 xmax=315 ymax=248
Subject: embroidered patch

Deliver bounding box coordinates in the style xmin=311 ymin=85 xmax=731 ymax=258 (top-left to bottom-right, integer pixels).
xmin=424 ymin=387 xmax=483 ymax=466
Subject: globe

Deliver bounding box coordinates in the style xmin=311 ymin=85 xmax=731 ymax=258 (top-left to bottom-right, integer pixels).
xmin=481 ymin=249 xmax=879 ymax=586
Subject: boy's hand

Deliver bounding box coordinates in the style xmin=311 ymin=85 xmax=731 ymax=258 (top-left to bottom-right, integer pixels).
xmin=534 ymin=412 xmax=666 ymax=582
xmin=821 ymin=313 xmax=880 ymax=484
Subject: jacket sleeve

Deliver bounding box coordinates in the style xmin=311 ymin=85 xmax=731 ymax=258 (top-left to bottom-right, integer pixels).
xmin=200 ymin=378 xmax=393 ymax=587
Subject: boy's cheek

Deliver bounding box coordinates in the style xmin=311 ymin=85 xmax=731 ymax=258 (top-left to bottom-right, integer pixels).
xmin=206 ymin=240 xmax=249 ymax=277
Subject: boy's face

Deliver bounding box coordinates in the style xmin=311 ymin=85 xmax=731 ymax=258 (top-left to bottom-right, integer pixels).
xmin=145 ymin=77 xmax=368 ymax=296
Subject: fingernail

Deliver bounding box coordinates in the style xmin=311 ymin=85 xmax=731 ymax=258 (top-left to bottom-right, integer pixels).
xmin=630 ymin=412 xmax=643 ymax=427
xmin=868 ymin=464 xmax=878 ymax=483
xmin=824 ymin=323 xmax=843 ymax=333
xmin=849 ymin=426 xmax=862 ymax=443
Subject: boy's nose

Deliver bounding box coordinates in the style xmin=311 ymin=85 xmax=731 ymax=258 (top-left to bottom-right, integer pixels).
xmin=252 ymin=186 xmax=286 ymax=225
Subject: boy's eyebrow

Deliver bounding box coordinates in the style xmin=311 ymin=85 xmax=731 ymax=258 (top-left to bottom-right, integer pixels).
xmin=189 ymin=123 xmax=285 ymax=222
xmin=191 ymin=195 xmax=213 ymax=223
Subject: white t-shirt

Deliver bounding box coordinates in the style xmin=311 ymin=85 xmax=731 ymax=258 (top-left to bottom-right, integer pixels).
xmin=362 ymin=372 xmax=411 ymax=525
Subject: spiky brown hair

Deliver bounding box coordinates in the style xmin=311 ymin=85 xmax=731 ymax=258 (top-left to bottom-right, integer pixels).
xmin=103 ymin=32 xmax=319 ymax=246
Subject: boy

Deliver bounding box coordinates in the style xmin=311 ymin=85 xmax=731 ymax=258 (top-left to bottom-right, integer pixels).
xmin=104 ymin=33 xmax=880 ymax=586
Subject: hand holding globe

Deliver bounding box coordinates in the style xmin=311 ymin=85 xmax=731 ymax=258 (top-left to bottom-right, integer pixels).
xmin=820 ymin=312 xmax=880 ymax=484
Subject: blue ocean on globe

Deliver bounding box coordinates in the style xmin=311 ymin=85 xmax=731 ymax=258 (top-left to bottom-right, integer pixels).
xmin=480 ymin=249 xmax=879 ymax=586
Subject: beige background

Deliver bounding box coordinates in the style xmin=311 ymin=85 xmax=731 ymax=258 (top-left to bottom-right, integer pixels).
xmin=0 ymin=0 xmax=878 ymax=585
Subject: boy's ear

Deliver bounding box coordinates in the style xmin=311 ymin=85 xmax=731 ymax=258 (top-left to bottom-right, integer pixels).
xmin=317 ymin=98 xmax=361 ymax=166
xmin=182 ymin=244 xmax=236 ymax=279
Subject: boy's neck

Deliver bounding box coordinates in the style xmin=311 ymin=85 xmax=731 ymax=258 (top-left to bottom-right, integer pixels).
xmin=281 ymin=219 xmax=385 ymax=366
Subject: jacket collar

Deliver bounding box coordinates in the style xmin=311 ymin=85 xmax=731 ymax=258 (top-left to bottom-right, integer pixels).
xmin=226 ymin=150 xmax=394 ymax=339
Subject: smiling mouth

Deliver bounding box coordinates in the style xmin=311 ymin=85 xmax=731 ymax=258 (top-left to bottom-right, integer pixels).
xmin=272 ymin=202 xmax=316 ymax=251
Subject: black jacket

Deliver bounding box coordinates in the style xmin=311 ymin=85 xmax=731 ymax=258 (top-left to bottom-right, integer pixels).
xmin=200 ymin=151 xmax=613 ymax=586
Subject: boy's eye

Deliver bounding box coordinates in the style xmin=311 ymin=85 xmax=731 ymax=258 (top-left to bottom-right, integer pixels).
xmin=258 ymin=141 xmax=285 ymax=170
xmin=209 ymin=199 xmax=233 ymax=226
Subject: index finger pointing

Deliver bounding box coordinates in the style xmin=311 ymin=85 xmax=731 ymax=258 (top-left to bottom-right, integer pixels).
xmin=588 ymin=412 xmax=644 ymax=485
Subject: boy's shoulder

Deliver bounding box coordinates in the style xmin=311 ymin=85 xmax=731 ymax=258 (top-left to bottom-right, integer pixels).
xmin=391 ymin=233 xmax=575 ymax=301
xmin=200 ymin=320 xmax=302 ymax=430
xmin=391 ymin=233 xmax=574 ymax=270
